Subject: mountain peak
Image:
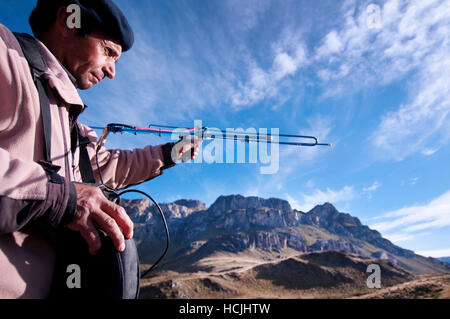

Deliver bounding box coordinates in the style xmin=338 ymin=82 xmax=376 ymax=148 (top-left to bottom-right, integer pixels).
xmin=308 ymin=202 xmax=339 ymax=215
xmin=209 ymin=194 xmax=292 ymax=212
xmin=174 ymin=199 xmax=207 ymax=211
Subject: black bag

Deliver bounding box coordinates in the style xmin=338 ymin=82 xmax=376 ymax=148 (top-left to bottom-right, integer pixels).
xmin=14 ymin=32 xmax=140 ymax=299
xmin=49 ymin=185 xmax=140 ymax=299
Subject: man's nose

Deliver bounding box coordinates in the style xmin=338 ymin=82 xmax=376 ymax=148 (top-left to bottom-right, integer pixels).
xmin=103 ymin=61 xmax=116 ymax=79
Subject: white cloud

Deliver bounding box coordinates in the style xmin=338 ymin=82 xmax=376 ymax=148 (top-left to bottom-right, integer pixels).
xmin=314 ymin=0 xmax=449 ymax=87
xmin=316 ymin=30 xmax=344 ymax=57
xmin=416 ymin=248 xmax=450 ymax=258
xmin=287 ymin=185 xmax=355 ymax=212
xmin=309 ymin=0 xmax=450 ymax=161
xmin=384 ymin=231 xmax=430 ymax=244
xmin=384 ymin=233 xmax=416 ymax=244
xmin=363 ymin=181 xmax=381 ymax=192
xmin=372 ymin=55 xmax=450 ymax=160
xmin=370 ymin=190 xmax=450 ymax=233
xmin=421 ymin=148 xmax=439 ymax=156
xmin=370 ymin=0 xmax=450 ymax=160
xmin=274 ymin=52 xmax=298 ymax=79
xmin=231 ymin=43 xmax=307 ymax=108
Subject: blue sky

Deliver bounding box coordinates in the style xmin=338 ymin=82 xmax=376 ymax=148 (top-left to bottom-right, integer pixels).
xmin=1 ymin=0 xmax=449 ymax=258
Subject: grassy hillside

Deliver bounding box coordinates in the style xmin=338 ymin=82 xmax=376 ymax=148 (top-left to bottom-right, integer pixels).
xmin=139 ymin=250 xmax=416 ymax=299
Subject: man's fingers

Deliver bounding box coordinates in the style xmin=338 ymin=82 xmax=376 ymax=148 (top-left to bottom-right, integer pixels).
xmin=70 ymin=183 xmax=135 ymax=254
xmin=79 ymin=220 xmax=101 ymax=255
xmin=100 ymin=200 xmax=134 ymax=239
xmin=191 ymin=136 xmax=203 ymax=146
xmin=92 ymin=210 xmax=126 ymax=252
xmin=172 ymin=135 xmax=203 ymax=162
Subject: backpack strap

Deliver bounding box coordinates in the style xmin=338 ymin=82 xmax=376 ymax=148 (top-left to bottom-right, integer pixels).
xmin=13 ymin=32 xmax=96 ymax=183
xmin=13 ymin=32 xmax=53 ymax=164
xmin=76 ymin=124 xmax=97 ymax=184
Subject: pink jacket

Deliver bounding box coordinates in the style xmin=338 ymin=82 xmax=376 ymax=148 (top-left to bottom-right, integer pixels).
xmin=0 ymin=24 xmax=175 ymax=298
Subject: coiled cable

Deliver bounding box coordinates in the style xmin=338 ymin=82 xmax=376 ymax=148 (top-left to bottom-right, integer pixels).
xmin=95 ymin=141 xmax=170 ymax=279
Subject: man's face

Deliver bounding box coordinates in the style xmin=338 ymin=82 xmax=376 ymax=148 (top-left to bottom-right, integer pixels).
xmin=64 ymin=31 xmax=122 ymax=90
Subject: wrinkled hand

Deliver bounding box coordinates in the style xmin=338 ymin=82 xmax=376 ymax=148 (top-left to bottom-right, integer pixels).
xmin=67 ymin=183 xmax=134 ymax=255
xmin=171 ymin=135 xmax=203 ymax=163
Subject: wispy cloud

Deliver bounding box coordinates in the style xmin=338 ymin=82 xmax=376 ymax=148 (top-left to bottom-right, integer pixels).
xmin=368 ymin=0 xmax=450 ymax=161
xmin=416 ymin=248 xmax=450 ymax=258
xmin=287 ymin=181 xmax=385 ymax=213
xmin=212 ymin=0 xmax=449 ymax=163
xmin=383 ymin=233 xmax=416 ymax=244
xmin=370 ymin=190 xmax=450 ymax=233
xmin=313 ymin=0 xmax=448 ymax=88
xmin=230 ymin=41 xmax=307 ymax=108
xmin=362 ymin=181 xmax=382 ymax=199
xmin=363 ymin=181 xmax=381 ymax=193
xmin=421 ymin=148 xmax=439 ymax=156
xmin=286 ymin=185 xmax=356 ymax=212
xmin=305 ymin=0 xmax=450 ymax=161
xmin=383 ymin=231 xmax=430 ymax=244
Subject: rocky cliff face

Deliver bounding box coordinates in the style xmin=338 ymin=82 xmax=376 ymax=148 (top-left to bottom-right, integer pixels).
xmin=124 ymin=198 xmax=206 ymax=223
xmin=300 ymin=203 xmax=415 ymax=258
xmin=209 ymin=195 xmax=293 ymax=213
xmin=121 ymin=194 xmax=450 ymax=275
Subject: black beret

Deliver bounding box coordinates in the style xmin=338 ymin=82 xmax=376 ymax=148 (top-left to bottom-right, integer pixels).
xmin=35 ymin=0 xmax=134 ymax=51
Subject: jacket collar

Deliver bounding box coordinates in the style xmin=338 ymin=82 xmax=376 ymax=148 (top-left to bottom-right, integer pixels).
xmin=58 ymin=60 xmax=77 ymax=86
xmin=34 ymin=37 xmax=86 ymax=111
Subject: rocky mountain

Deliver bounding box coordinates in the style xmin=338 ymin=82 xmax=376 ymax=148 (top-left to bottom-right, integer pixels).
xmin=439 ymin=257 xmax=450 ymax=264
xmin=121 ymin=194 xmax=450 ymax=276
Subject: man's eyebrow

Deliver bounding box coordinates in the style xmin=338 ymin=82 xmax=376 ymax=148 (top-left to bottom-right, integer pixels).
xmin=110 ymin=47 xmax=121 ymax=57
xmin=103 ymin=41 xmax=121 ymax=57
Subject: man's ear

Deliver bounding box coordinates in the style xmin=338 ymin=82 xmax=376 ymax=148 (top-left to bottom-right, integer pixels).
xmin=54 ymin=6 xmax=79 ymax=38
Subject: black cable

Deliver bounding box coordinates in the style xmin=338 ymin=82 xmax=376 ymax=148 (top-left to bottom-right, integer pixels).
xmin=95 ymin=137 xmax=170 ymax=280
xmin=118 ymin=189 xmax=170 ymax=279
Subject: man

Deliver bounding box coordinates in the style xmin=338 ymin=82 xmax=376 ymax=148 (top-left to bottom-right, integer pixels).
xmin=0 ymin=0 xmax=200 ymax=298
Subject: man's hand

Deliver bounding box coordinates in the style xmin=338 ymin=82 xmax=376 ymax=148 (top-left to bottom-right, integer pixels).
xmin=171 ymin=135 xmax=203 ymax=163
xmin=67 ymin=183 xmax=134 ymax=255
